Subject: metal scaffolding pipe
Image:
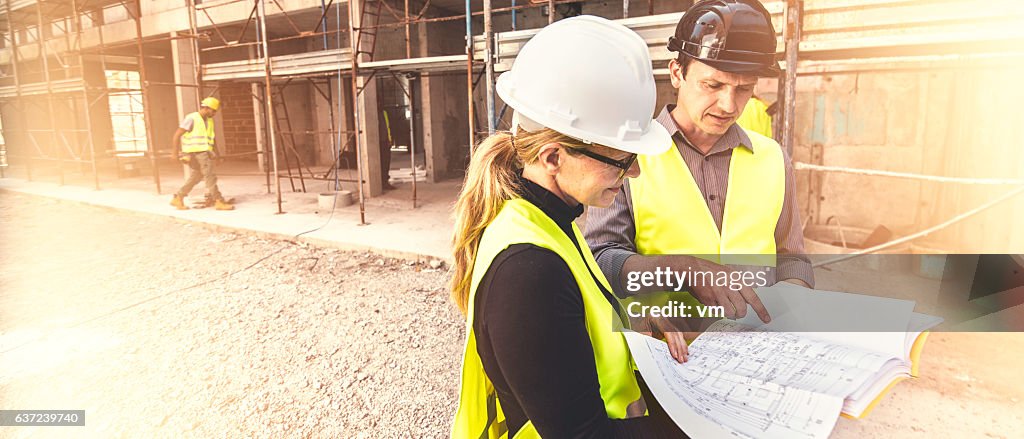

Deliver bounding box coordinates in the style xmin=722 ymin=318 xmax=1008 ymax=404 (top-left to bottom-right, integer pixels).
xmin=133 ymin=0 xmax=162 ymax=193
xmin=484 ymin=0 xmax=495 ymax=135
xmin=334 ymin=2 xmax=345 ymax=193
xmin=404 ymin=0 xmax=411 ymax=59
xmin=95 ymin=2 xmax=116 ymax=186
xmin=465 ymin=0 xmax=475 ymax=153
xmin=780 ymin=0 xmax=802 ymax=156
xmin=70 ymin=0 xmax=100 ymax=190
xmin=188 ymin=0 xmax=204 ymax=110
xmin=258 ymin=0 xmax=283 ymax=214
xmin=406 ymin=74 xmax=417 ymax=209
xmin=512 ymin=0 xmax=516 ymax=30
xmin=36 ymin=0 xmax=64 ymax=186
xmin=349 ymin=0 xmax=367 ymax=224
xmin=5 ymin=0 xmax=28 ymax=180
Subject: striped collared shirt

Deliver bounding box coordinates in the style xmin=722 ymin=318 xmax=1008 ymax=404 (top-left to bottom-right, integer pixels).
xmin=584 ymin=105 xmax=814 ymax=297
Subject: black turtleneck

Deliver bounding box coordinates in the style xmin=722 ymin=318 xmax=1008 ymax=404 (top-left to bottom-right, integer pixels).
xmin=472 ymin=175 xmax=686 ymax=439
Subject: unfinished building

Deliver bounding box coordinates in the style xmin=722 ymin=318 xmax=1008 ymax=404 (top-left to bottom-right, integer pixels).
xmin=1 ymin=0 xmax=1023 ymax=252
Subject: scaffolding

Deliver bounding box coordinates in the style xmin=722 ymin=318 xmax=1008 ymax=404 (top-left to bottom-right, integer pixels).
xmin=0 ymin=0 xmax=660 ymax=221
xmin=189 ymin=0 xmax=609 ymax=220
xmin=189 ymin=0 xmax=359 ymax=217
xmin=0 ymin=0 xmax=176 ymax=192
xmin=2 ymin=0 xmax=1021 ymax=239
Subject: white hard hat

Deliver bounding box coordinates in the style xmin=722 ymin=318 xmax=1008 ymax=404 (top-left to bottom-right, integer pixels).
xmin=496 ymin=15 xmax=671 ymax=156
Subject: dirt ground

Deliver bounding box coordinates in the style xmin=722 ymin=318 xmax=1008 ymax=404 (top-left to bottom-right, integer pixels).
xmin=0 ymin=192 xmax=462 ymax=438
xmin=0 ymin=192 xmax=1021 ymax=438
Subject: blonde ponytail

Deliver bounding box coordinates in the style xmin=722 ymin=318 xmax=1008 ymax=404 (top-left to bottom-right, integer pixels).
xmin=450 ymin=128 xmax=586 ymax=314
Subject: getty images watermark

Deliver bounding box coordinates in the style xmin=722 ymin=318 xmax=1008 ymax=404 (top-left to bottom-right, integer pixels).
xmin=624 ymin=266 xmax=770 ymax=319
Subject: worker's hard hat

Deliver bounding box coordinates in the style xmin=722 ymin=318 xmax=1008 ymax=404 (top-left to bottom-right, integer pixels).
xmin=201 ymin=97 xmax=221 ymax=111
xmin=495 ymin=15 xmax=670 ymax=156
xmin=668 ymin=0 xmax=780 ymax=77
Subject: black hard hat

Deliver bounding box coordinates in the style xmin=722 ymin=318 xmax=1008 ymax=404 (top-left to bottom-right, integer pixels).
xmin=667 ymin=0 xmax=781 ymax=77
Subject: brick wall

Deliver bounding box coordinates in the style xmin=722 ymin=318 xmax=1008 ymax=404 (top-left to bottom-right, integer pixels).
xmin=216 ymin=83 xmax=257 ymax=156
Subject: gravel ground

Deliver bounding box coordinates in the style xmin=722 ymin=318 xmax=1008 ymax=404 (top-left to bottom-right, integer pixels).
xmin=1 ymin=191 xmax=1021 ymax=438
xmin=0 ymin=192 xmax=462 ymax=438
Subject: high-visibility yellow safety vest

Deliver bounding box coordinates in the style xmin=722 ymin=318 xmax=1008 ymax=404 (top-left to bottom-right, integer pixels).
xmin=452 ymin=198 xmax=645 ymax=439
xmin=181 ymin=112 xmax=215 ymax=153
xmin=736 ymin=97 xmax=773 ymax=139
xmin=631 ymin=129 xmax=785 ymax=268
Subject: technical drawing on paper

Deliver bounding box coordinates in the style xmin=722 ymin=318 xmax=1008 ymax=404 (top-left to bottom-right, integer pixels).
xmin=639 ymin=321 xmax=891 ymax=439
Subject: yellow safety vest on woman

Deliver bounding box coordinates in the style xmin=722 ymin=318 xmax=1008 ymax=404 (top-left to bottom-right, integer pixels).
xmin=180 ymin=112 xmax=215 ymax=153
xmin=630 ymin=129 xmax=785 ymax=267
xmin=452 ymin=198 xmax=645 ymax=439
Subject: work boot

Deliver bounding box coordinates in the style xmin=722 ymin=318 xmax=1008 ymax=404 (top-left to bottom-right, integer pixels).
xmin=170 ymin=195 xmax=188 ymax=210
xmin=214 ymin=199 xmax=235 ymax=211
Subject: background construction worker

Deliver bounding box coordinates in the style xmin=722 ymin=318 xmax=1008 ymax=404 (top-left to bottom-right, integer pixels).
xmin=170 ymin=97 xmax=234 ymax=211
xmin=451 ymin=16 xmax=687 ymax=438
xmin=736 ymin=94 xmax=773 ymax=138
xmin=586 ymin=0 xmax=813 ymax=324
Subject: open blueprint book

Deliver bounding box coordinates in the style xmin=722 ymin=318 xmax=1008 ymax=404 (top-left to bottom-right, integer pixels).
xmin=624 ymin=284 xmax=942 ymax=439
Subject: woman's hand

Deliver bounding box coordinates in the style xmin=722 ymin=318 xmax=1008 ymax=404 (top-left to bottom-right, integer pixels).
xmin=661 ymin=330 xmax=689 ymax=363
xmin=637 ymin=316 xmax=698 ymax=364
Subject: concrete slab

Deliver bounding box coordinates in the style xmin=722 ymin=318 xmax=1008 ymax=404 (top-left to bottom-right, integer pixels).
xmin=0 ymin=161 xmax=458 ymax=263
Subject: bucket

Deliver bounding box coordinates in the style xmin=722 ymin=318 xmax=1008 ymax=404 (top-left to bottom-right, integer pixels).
xmin=318 ymin=191 xmax=354 ymax=211
xmin=317 ymin=193 xmax=335 ymax=211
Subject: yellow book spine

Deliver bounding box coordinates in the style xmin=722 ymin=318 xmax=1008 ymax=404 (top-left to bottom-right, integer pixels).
xmin=841 ymin=331 xmax=932 ymax=420
xmin=909 ymin=331 xmax=930 ymax=376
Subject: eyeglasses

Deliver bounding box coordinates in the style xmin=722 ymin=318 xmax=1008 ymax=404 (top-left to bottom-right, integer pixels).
xmin=570 ymin=147 xmax=638 ymax=180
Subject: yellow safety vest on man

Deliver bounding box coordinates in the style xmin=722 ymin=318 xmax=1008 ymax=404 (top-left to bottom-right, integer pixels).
xmin=180 ymin=112 xmax=215 ymax=153
xmin=452 ymin=198 xmax=645 ymax=439
xmin=630 ymin=129 xmax=785 ymax=268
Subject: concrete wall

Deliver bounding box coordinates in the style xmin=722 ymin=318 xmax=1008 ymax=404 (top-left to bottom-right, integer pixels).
xmin=420 ymin=72 xmax=467 ymax=181
xmin=0 ymin=102 xmax=21 ymax=156
xmin=784 ymin=67 xmax=1024 ymax=253
xmin=82 ymin=60 xmax=113 ymax=157
xmin=311 ymin=78 xmax=349 ymax=169
xmin=144 ymin=48 xmax=181 ymax=155
xmin=417 ymin=16 xmax=470 ymax=182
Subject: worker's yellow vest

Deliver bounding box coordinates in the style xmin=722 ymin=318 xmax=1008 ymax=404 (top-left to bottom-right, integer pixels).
xmin=631 ymin=129 xmax=785 ymax=267
xmin=452 ymin=198 xmax=645 ymax=439
xmin=736 ymin=97 xmax=773 ymax=139
xmin=181 ymin=112 xmax=215 ymax=153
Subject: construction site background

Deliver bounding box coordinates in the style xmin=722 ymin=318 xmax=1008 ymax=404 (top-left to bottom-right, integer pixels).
xmin=0 ymin=0 xmax=1022 ymax=255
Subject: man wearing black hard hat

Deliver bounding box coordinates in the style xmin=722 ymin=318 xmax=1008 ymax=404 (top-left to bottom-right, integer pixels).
xmin=586 ymin=0 xmax=813 ymax=324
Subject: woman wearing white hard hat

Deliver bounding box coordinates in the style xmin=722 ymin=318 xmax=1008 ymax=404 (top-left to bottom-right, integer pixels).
xmin=450 ymin=15 xmax=688 ymax=438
